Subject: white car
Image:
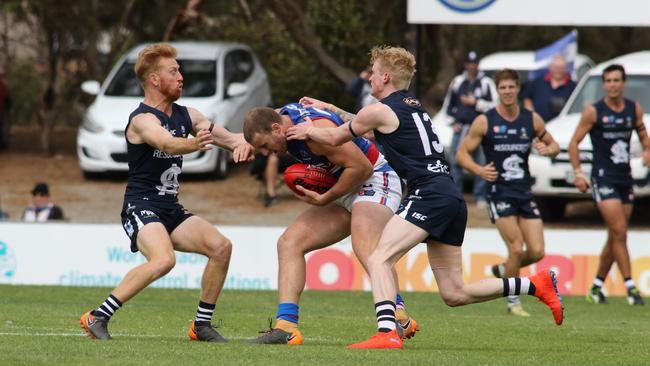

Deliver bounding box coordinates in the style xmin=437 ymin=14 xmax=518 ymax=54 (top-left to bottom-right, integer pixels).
xmin=530 ymin=51 xmax=650 ymax=219
xmin=77 ymin=41 xmax=271 ymax=178
xmin=431 ymin=51 xmax=594 ymax=155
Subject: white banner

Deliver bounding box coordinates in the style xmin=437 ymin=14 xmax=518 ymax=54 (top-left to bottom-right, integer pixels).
xmin=1 ymin=223 xmax=650 ymax=296
xmin=407 ymin=0 xmax=650 ymax=26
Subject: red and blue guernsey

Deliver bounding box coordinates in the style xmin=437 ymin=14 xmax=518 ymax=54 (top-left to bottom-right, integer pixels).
xmin=280 ymin=103 xmax=392 ymax=177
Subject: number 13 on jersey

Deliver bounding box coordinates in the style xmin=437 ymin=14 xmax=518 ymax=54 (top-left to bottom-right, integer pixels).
xmin=412 ymin=112 xmax=444 ymax=155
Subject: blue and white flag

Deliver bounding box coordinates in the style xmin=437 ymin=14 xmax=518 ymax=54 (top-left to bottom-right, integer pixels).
xmin=529 ymin=30 xmax=578 ymax=80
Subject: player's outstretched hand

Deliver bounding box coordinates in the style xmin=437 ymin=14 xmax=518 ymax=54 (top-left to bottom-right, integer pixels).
xmin=479 ymin=162 xmax=498 ymax=182
xmin=533 ymin=138 xmax=549 ymax=156
xmin=233 ymin=143 xmax=255 ymax=163
xmin=299 ymin=96 xmax=329 ymax=110
xmin=293 ymin=185 xmax=328 ymax=206
xmin=287 ymin=117 xmax=315 ymax=141
xmin=194 ymin=129 xmax=214 ymax=151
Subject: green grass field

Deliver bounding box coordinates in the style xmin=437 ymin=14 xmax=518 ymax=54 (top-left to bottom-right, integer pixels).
xmin=0 ymin=285 xmax=647 ymax=365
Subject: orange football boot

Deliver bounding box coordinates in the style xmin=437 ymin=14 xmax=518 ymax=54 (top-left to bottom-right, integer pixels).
xmin=529 ymin=270 xmax=564 ymax=325
xmin=347 ymin=329 xmax=403 ymax=349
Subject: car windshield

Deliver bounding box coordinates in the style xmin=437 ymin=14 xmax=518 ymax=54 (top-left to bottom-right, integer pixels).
xmin=104 ymin=60 xmax=217 ymax=97
xmin=567 ymin=75 xmax=650 ymax=114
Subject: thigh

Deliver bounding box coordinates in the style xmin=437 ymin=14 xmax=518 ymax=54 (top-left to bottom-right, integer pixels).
xmin=350 ymin=202 xmax=394 ymax=258
xmin=519 ymin=217 xmax=545 ymax=252
xmin=373 ymin=214 xmax=430 ymax=265
xmin=596 ymin=199 xmax=628 ymax=231
xmin=170 ymin=215 xmax=228 ymax=255
xmin=281 ymin=204 xmax=351 ymax=253
xmin=136 ymin=222 xmax=176 ymax=261
xmin=426 ymin=242 xmax=464 ymax=291
xmin=494 ymin=215 xmax=524 ymax=247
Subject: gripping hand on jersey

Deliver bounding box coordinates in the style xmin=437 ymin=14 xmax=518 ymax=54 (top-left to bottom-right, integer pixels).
xmin=478 ymin=162 xmax=498 ymax=182
xmin=232 ymin=142 xmax=255 ymax=163
xmin=293 ymin=185 xmax=329 ymax=206
xmin=194 ymin=129 xmax=214 ymax=151
xmin=299 ymin=96 xmax=329 ymax=110
xmin=286 ymin=117 xmax=315 ymax=141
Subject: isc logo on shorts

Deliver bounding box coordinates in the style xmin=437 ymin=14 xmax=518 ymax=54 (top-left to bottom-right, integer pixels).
xmin=411 ymin=212 xmax=428 ymax=221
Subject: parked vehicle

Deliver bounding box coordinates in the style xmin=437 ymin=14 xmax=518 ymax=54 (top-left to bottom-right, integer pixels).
xmin=77 ymin=41 xmax=272 ymax=178
xmin=530 ymin=51 xmax=650 ymax=219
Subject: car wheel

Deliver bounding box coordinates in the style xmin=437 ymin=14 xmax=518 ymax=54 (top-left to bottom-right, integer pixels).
xmin=212 ymin=149 xmax=231 ymax=180
xmin=536 ymin=197 xmax=567 ymax=221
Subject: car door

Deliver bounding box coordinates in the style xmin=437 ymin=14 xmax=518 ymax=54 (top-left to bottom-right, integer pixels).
xmin=222 ymin=49 xmax=258 ymax=133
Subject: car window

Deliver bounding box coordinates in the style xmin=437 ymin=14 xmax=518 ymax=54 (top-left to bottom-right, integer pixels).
xmin=104 ymin=60 xmax=217 ymax=97
xmin=224 ymin=50 xmax=254 ymax=85
xmin=567 ymin=75 xmax=650 ymax=114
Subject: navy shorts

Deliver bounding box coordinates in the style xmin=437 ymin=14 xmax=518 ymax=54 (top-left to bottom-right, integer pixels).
xmin=121 ymin=199 xmax=193 ymax=252
xmin=486 ymin=195 xmax=541 ymax=224
xmin=591 ymin=178 xmax=634 ymax=204
xmin=396 ymin=178 xmax=467 ymax=246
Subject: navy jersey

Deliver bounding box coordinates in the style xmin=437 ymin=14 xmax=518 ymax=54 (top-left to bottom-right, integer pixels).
xmin=375 ymin=91 xmax=457 ymax=189
xmin=124 ymin=102 xmax=193 ymax=202
xmin=590 ymin=98 xmax=636 ymax=184
xmin=281 ymin=103 xmax=388 ymax=177
xmin=482 ymin=108 xmax=535 ymax=198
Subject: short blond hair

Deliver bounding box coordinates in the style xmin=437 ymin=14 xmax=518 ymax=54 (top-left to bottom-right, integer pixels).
xmin=370 ymin=46 xmax=416 ymax=90
xmin=134 ymin=43 xmax=177 ymax=85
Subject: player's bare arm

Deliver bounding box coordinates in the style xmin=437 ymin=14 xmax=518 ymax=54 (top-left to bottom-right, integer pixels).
xmin=300 ymin=96 xmax=357 ymax=123
xmin=568 ymin=105 xmax=597 ymax=192
xmin=532 ymin=112 xmax=560 ymax=158
xmin=287 ymin=103 xmax=394 ymax=147
xmin=634 ymin=102 xmax=650 ymax=166
xmin=456 ymin=115 xmax=498 ymax=181
xmin=294 ymin=119 xmax=373 ymax=206
xmin=188 ymin=107 xmax=254 ymax=162
xmin=129 ymin=112 xmax=212 ymax=155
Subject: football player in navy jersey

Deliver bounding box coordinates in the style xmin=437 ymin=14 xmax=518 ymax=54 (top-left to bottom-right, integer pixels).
xmin=456 ymin=69 xmax=560 ymax=317
xmin=243 ymin=103 xmax=418 ymax=345
xmin=80 ymin=43 xmax=254 ymax=342
xmin=569 ymin=64 xmax=650 ymax=306
xmin=289 ymin=46 xmax=564 ymax=349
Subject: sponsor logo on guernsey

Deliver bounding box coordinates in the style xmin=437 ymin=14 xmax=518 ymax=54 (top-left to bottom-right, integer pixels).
xmin=153 ymin=149 xmax=182 ymax=159
xmin=427 ymin=160 xmax=450 ymax=174
xmin=438 ymin=0 xmax=496 ymax=13
xmin=402 ymin=97 xmax=421 ymax=107
xmin=411 ymin=212 xmax=427 ymax=221
xmin=494 ymin=143 xmax=530 ymax=152
xmin=493 ymin=125 xmax=507 ymax=134
xmin=520 ymin=127 xmax=528 ymax=139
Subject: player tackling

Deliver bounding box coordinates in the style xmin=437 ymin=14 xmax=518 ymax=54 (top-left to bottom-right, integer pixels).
xmin=80 ymin=43 xmax=254 ymax=341
xmin=288 ymin=46 xmax=564 ymax=349
xmin=243 ymin=103 xmax=419 ymax=345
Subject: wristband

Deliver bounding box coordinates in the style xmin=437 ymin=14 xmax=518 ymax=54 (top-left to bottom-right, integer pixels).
xmin=348 ymin=121 xmax=359 ymax=138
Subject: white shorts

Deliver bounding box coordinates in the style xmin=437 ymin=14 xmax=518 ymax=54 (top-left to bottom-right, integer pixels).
xmin=335 ymin=170 xmax=402 ymax=213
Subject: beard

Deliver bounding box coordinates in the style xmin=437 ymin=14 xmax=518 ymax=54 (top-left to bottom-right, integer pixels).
xmin=162 ymin=82 xmax=182 ymax=101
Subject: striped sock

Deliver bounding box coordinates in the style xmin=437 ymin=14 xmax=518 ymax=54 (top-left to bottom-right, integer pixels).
xmin=94 ymin=294 xmax=122 ymax=320
xmin=375 ymin=300 xmax=396 ymax=333
xmin=593 ymin=276 xmax=605 ymax=288
xmin=502 ymin=278 xmax=536 ymax=297
xmin=624 ymin=277 xmax=635 ymax=290
xmin=195 ymin=301 xmax=215 ymax=325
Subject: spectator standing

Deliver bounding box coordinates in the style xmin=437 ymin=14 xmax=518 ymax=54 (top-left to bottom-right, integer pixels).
xmin=524 ymin=55 xmax=576 ymax=122
xmin=346 ymin=65 xmax=378 ymax=113
xmin=22 ymin=183 xmax=64 ymax=222
xmin=447 ymin=51 xmax=497 ymax=206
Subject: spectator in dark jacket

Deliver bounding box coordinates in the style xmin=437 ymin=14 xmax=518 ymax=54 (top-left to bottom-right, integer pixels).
xmin=22 ymin=183 xmax=64 ymax=222
xmin=446 ymin=51 xmax=497 ymax=206
xmin=524 ymin=55 xmax=576 ymax=122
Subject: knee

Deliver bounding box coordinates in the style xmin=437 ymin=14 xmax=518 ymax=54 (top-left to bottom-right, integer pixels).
xmin=277 ymin=233 xmax=303 ymax=258
xmin=508 ymin=243 xmax=525 ymax=260
xmin=609 ymin=227 xmax=627 ymax=243
xmin=367 ymin=251 xmax=392 ymax=273
xmin=528 ymin=248 xmax=545 ymax=263
xmin=206 ymin=237 xmax=232 ymax=260
xmin=439 ymin=289 xmax=466 ymax=307
xmin=151 ymin=254 xmax=176 ymax=277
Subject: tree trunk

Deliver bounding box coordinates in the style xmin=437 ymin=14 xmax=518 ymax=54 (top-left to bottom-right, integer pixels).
xmin=265 ymin=0 xmax=355 ymax=85
xmin=103 ymin=0 xmax=136 ymax=77
xmin=163 ymin=0 xmax=204 ymax=42
xmin=423 ymin=25 xmax=464 ymax=107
